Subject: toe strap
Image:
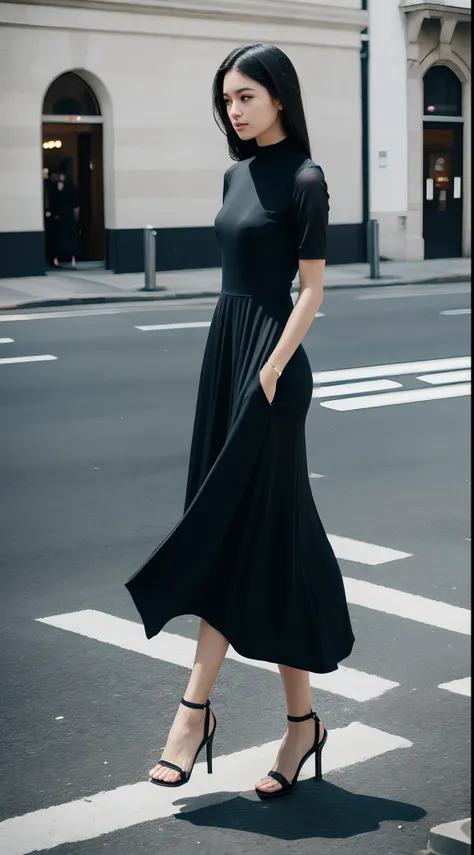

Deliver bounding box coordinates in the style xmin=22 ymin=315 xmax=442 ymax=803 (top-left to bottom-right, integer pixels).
xmin=267 ymin=770 xmax=291 ymax=790
xmin=153 ymin=760 xmax=188 ymax=781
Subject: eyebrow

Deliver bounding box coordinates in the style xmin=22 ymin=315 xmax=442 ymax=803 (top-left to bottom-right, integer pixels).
xmin=222 ymin=87 xmax=256 ymax=97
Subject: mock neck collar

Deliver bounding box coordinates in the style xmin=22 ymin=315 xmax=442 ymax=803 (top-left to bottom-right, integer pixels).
xmin=255 ymin=136 xmax=293 ymax=159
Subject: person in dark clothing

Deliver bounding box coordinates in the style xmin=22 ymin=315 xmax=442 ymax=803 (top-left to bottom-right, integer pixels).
xmin=126 ymin=43 xmax=355 ymax=799
xmin=49 ymin=172 xmax=80 ymax=267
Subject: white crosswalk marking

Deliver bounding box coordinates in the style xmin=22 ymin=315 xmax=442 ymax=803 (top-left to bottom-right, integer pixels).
xmin=418 ymin=369 xmax=471 ymax=385
xmin=0 ymin=355 xmax=57 ymax=366
xmin=328 ymin=533 xmax=412 ymax=565
xmin=440 ymin=308 xmax=471 ymax=315
xmin=438 ymin=677 xmax=471 ymax=697
xmin=321 ymin=383 xmax=471 ymax=411
xmin=0 ymin=722 xmax=412 ymax=855
xmin=313 ymin=379 xmax=402 ymax=398
xmin=0 ymin=337 xmax=14 ymax=343
xmin=344 ymin=577 xmax=471 ymax=635
xmin=312 ymin=357 xmax=471 ymax=411
xmin=37 ymin=611 xmax=398 ymax=702
xmin=313 ymin=356 xmax=471 ymax=385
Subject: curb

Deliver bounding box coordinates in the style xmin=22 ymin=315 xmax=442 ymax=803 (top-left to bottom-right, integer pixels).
xmin=428 ymin=819 xmax=471 ymax=855
xmin=0 ymin=291 xmax=221 ymax=312
xmin=0 ymin=274 xmax=470 ymax=312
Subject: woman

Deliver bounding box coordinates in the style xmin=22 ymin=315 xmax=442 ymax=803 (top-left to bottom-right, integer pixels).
xmin=126 ymin=43 xmax=354 ymax=799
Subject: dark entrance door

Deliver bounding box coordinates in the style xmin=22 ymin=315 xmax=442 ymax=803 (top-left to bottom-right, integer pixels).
xmin=77 ymin=126 xmax=105 ymax=262
xmin=42 ymin=122 xmax=105 ymax=266
xmin=423 ymin=122 xmax=463 ymax=259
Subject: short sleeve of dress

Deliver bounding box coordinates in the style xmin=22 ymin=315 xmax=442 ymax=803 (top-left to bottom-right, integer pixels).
xmin=290 ymin=164 xmax=329 ymax=260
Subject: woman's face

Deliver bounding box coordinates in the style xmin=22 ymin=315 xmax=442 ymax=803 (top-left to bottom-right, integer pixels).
xmin=223 ymin=69 xmax=282 ymax=143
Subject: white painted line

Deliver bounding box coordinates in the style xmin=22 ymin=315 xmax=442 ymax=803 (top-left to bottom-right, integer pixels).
xmin=0 ymin=337 xmax=14 ymax=343
xmin=309 ymin=472 xmax=324 ymax=478
xmin=313 ymin=356 xmax=470 ymax=385
xmin=343 ymin=577 xmax=471 ymax=635
xmin=0 ymin=355 xmax=57 ymax=366
xmin=0 ymin=722 xmax=412 ymax=855
xmin=313 ymin=379 xmax=402 ymax=399
xmin=321 ymin=383 xmax=471 ymax=411
xmin=438 ymin=677 xmax=471 ymax=697
xmin=37 ymin=611 xmax=397 ymax=702
xmin=328 ymin=534 xmax=412 ymax=565
xmin=440 ymin=308 xmax=471 ymax=315
xmin=135 ymin=321 xmax=212 ymax=331
xmin=417 ymin=369 xmax=471 ymax=385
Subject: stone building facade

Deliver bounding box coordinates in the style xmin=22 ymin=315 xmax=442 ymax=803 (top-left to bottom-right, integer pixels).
xmin=369 ymin=0 xmax=471 ymax=260
xmin=0 ymin=0 xmax=367 ymax=278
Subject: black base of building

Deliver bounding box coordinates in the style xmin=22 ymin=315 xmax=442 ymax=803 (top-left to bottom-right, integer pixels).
xmin=0 ymin=232 xmax=46 ymax=279
xmin=0 ymin=224 xmax=365 ymax=278
xmin=105 ymin=226 xmax=223 ymax=274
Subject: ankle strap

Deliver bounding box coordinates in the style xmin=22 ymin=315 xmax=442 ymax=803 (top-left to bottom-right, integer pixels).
xmin=181 ymin=697 xmax=210 ymax=710
xmin=287 ymin=710 xmax=317 ymax=723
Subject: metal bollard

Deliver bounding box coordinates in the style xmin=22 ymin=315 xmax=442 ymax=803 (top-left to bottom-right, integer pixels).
xmin=143 ymin=225 xmax=158 ymax=291
xmin=367 ymin=219 xmax=381 ymax=279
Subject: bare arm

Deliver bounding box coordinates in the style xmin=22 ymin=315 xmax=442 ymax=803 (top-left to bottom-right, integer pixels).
xmin=270 ymin=259 xmax=324 ymax=370
xmin=260 ymin=260 xmax=324 ymax=399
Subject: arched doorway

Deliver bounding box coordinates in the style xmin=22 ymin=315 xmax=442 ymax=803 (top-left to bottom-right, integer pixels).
xmin=423 ymin=65 xmax=463 ymax=259
xmin=42 ymin=72 xmax=105 ymax=268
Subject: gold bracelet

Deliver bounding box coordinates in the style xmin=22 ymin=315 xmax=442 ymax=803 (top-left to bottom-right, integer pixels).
xmin=268 ymin=360 xmax=282 ymax=378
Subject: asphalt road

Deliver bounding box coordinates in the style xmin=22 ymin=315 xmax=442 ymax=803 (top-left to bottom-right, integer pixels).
xmin=0 ymin=281 xmax=471 ymax=855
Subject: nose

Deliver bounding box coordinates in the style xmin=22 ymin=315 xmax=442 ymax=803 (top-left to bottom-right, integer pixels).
xmin=229 ymin=102 xmax=242 ymax=120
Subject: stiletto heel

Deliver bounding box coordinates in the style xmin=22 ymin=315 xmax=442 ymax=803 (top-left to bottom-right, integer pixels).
xmin=315 ymin=741 xmax=323 ymax=781
xmin=255 ymin=710 xmax=327 ymax=799
xmin=149 ymin=698 xmax=216 ymax=788
xmin=206 ymin=729 xmax=215 ymax=774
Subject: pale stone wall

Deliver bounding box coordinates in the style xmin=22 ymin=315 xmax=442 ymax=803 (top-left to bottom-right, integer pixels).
xmin=0 ymin=0 xmax=366 ymax=242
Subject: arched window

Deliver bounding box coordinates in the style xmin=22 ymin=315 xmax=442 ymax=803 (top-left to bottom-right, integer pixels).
xmin=424 ymin=66 xmax=462 ymax=117
xmin=43 ymin=72 xmax=101 ymax=117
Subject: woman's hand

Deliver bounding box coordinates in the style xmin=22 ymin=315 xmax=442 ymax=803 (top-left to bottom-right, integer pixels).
xmin=259 ymin=362 xmax=279 ymax=405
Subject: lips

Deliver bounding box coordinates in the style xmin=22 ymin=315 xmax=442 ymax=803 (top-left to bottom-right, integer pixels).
xmin=233 ymin=123 xmax=247 ymax=130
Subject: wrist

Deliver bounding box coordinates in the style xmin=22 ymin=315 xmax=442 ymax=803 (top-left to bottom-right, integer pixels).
xmin=267 ymin=360 xmax=282 ymax=378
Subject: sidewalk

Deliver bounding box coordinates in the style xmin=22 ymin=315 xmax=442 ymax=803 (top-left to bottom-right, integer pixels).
xmin=0 ymin=258 xmax=470 ymax=310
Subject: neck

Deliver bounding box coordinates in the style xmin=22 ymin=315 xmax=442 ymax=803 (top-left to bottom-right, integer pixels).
xmin=255 ymin=125 xmax=287 ymax=148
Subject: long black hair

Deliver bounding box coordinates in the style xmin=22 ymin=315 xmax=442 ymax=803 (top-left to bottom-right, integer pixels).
xmin=212 ymin=43 xmax=311 ymax=162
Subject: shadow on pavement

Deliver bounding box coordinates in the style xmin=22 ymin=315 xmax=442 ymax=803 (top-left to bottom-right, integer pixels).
xmin=173 ymin=780 xmax=426 ymax=841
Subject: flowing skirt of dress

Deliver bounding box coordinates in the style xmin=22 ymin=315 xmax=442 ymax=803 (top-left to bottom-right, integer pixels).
xmin=125 ymin=292 xmax=354 ymax=674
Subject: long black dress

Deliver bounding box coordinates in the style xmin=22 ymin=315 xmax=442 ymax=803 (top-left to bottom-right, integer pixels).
xmin=126 ymin=136 xmax=354 ymax=674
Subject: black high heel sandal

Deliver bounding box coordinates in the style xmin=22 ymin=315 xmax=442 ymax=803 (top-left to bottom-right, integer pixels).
xmin=255 ymin=710 xmax=327 ymax=799
xmin=149 ymin=697 xmax=216 ymax=788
